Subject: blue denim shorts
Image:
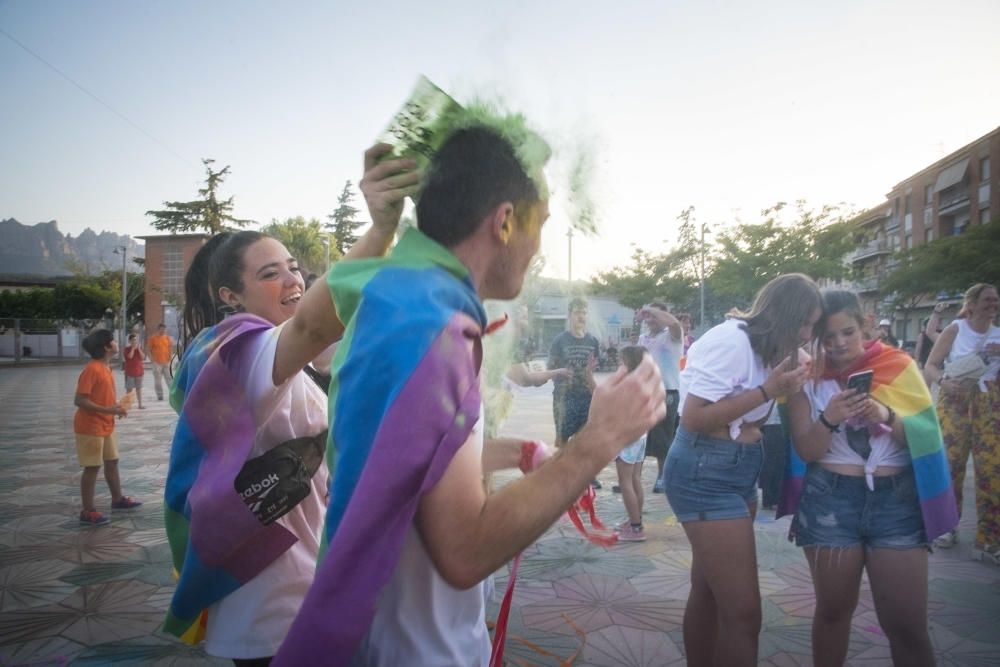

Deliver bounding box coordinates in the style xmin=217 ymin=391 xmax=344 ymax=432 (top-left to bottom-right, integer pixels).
xmin=662 ymin=425 xmax=763 ymax=522
xmin=793 ymin=465 xmax=927 ymax=550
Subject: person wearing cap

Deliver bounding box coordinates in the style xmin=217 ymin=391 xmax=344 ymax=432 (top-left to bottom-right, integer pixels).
xmin=878 ymin=318 xmax=899 ymax=348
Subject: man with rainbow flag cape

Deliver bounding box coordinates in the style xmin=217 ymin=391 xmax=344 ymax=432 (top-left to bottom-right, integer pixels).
xmin=271 ymin=121 xmax=667 ymax=665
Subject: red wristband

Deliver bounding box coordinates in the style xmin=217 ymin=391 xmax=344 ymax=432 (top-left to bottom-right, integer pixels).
xmin=518 ymin=440 xmax=550 ymax=473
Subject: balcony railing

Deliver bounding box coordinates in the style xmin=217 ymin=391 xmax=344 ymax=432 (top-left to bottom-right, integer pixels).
xmin=853 ymin=277 xmax=880 ymax=293
xmin=850 ymin=240 xmax=890 ymax=262
xmin=939 ymin=185 xmax=970 ymax=212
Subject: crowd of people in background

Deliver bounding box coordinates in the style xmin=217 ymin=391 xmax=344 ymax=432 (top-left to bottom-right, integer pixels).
xmin=64 ymin=116 xmax=1000 ymax=667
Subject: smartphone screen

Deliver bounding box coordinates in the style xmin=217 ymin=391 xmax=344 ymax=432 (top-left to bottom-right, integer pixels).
xmin=846 ymin=370 xmax=874 ymax=395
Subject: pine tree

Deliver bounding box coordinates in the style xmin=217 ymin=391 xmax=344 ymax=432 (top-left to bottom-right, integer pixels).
xmin=146 ymin=159 xmax=253 ymax=234
xmin=326 ymin=181 xmax=363 ymax=255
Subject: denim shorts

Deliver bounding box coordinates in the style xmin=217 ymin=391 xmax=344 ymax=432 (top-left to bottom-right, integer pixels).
xmin=662 ymin=425 xmax=763 ymax=522
xmin=793 ymin=465 xmax=927 ymax=550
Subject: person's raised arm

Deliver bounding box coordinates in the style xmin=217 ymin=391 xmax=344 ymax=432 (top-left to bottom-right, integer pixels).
xmin=925 ymin=304 xmax=944 ymax=343
xmin=646 ymin=308 xmax=683 ymax=341
xmin=272 ymin=145 xmax=420 ymax=385
xmin=415 ymin=356 xmax=666 ymax=589
xmin=924 ymin=323 xmax=958 ymax=388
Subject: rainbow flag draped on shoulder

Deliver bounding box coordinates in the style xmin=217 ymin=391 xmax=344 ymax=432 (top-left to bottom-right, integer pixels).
xmin=778 ymin=341 xmax=958 ymax=540
xmin=163 ymin=314 xmax=298 ymax=644
xmin=274 ymin=228 xmax=486 ymax=665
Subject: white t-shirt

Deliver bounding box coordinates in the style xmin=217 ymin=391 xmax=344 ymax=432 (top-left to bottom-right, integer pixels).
xmin=804 ymin=377 xmax=910 ymax=489
xmin=680 ymin=318 xmax=773 ymax=440
xmin=204 ymin=323 xmax=330 ymax=659
xmin=350 ymin=413 xmax=491 ymax=667
xmin=639 ymin=327 xmax=684 ymax=391
xmin=946 ymin=318 xmax=1000 ymax=389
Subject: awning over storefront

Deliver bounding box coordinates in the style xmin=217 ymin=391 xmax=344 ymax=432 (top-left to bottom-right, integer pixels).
xmin=934 ymin=158 xmax=969 ymax=192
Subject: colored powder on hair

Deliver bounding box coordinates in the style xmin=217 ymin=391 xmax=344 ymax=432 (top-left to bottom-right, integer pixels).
xmin=378 ymin=76 xmax=551 ymax=200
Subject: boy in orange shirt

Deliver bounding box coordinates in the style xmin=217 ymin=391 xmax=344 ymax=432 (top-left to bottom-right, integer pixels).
xmin=148 ymin=323 xmax=173 ymax=401
xmin=74 ymin=329 xmax=142 ymax=525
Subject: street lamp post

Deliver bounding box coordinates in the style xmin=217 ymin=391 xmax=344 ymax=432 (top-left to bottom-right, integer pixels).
xmin=567 ymin=228 xmax=574 ymax=284
xmin=699 ymin=223 xmax=710 ymax=330
xmin=113 ymin=241 xmax=128 ymax=349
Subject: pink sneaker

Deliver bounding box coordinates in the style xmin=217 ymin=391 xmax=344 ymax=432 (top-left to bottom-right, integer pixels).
xmin=617 ymin=525 xmax=646 ymax=542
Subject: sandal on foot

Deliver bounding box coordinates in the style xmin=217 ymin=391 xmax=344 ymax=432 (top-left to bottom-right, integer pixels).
xmin=111 ymin=496 xmax=143 ymax=510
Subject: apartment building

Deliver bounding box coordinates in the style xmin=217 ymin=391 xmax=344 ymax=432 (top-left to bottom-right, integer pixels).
xmin=848 ymin=126 xmax=999 ymax=343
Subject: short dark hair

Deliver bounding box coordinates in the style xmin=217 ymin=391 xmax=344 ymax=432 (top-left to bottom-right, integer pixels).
xmin=568 ymin=297 xmax=588 ymax=313
xmin=82 ymin=329 xmax=115 ymax=359
xmin=649 ymin=301 xmax=668 ymax=312
xmin=416 ymin=125 xmax=542 ymax=248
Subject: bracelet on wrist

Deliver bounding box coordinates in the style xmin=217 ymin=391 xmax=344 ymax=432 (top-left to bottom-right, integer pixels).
xmin=818 ymin=410 xmax=841 ymax=433
xmin=758 ymin=385 xmax=771 ymax=403
xmin=885 ymin=406 xmax=896 ymax=427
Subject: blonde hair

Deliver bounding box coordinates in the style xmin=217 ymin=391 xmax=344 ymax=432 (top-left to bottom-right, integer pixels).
xmin=963 ymin=283 xmax=997 ymax=311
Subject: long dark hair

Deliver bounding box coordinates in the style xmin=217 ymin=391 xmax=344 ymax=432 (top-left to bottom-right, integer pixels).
xmin=730 ymin=273 xmax=821 ymax=367
xmin=181 ymin=230 xmax=265 ymax=349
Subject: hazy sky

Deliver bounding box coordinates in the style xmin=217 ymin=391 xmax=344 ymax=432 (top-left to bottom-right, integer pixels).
xmin=2 ymin=0 xmax=999 ymax=280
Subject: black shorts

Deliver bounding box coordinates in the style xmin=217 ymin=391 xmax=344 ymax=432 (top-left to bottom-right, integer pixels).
xmin=646 ymin=390 xmax=679 ymax=459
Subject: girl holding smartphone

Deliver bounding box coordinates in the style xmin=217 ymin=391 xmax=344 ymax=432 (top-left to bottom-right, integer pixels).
xmin=663 ymin=273 xmax=819 ymax=666
xmin=785 ymin=290 xmax=957 ymax=667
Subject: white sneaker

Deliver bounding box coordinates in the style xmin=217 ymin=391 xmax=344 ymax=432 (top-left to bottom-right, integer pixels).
xmin=971 ymin=544 xmax=1000 ymax=565
xmin=933 ymin=529 xmax=958 ymax=549
xmin=617 ymin=525 xmax=646 ymax=542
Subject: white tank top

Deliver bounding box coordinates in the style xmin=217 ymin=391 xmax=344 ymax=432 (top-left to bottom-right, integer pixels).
xmin=946 ymin=318 xmax=1000 ymax=387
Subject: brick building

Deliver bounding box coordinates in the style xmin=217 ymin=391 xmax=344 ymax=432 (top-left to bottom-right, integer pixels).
xmin=847 ymin=126 xmax=999 ymax=343
xmin=136 ymin=233 xmax=208 ymax=341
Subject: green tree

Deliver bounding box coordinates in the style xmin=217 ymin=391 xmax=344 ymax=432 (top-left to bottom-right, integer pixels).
xmin=880 ymin=219 xmax=1000 ymax=304
xmin=327 ymin=181 xmax=363 ymax=255
xmin=146 ymin=158 xmax=253 ymax=234
xmin=53 ymin=279 xmax=119 ymax=320
xmin=261 ymin=216 xmax=332 ymax=276
xmin=592 ymin=246 xmax=698 ymax=310
xmin=0 ymin=288 xmax=57 ymax=319
xmin=592 ymin=207 xmax=702 ymax=311
xmin=709 ymin=201 xmax=855 ymax=309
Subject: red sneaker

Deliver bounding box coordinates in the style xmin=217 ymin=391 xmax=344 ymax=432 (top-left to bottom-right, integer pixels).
xmin=79 ymin=510 xmax=110 ymax=526
xmin=111 ymin=496 xmax=143 ymax=510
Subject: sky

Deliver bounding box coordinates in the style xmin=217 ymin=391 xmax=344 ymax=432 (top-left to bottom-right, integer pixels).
xmin=2 ymin=0 xmax=999 ymax=281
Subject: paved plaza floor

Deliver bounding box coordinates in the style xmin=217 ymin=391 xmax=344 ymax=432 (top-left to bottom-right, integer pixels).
xmin=0 ymin=364 xmax=998 ymax=666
